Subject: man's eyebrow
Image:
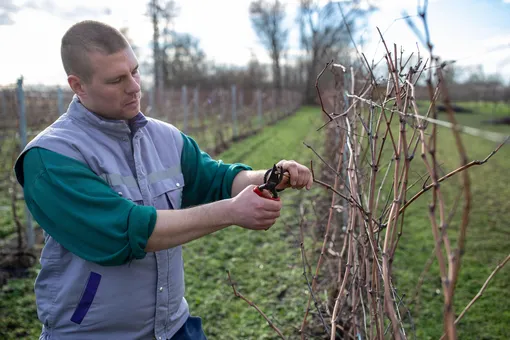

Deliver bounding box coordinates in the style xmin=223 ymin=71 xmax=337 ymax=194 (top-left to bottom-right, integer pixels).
xmin=107 ymin=65 xmax=139 ymax=81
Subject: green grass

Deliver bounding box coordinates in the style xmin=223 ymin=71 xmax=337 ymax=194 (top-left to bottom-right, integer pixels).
xmin=1 ymin=103 xmax=509 ymax=339
xmin=0 ymin=267 xmax=41 ymax=339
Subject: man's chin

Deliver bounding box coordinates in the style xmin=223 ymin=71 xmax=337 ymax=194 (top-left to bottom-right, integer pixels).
xmin=122 ymin=104 xmax=140 ymax=119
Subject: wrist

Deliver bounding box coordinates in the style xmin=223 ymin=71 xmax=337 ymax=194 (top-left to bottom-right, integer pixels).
xmin=218 ymin=198 xmax=236 ymax=226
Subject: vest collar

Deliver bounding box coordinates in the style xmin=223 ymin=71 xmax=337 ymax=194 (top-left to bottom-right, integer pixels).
xmin=66 ymin=95 xmax=148 ymax=137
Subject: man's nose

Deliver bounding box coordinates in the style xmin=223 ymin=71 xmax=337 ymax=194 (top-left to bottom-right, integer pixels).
xmin=126 ymin=75 xmax=141 ymax=94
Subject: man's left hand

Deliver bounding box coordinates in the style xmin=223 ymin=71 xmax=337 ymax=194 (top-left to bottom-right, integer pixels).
xmin=274 ymin=160 xmax=313 ymax=191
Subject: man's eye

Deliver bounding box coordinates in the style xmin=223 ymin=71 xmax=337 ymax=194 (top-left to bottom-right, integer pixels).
xmin=110 ymin=78 xmax=121 ymax=84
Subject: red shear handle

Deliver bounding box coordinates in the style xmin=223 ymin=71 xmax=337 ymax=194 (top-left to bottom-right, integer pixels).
xmin=253 ymin=186 xmax=280 ymax=201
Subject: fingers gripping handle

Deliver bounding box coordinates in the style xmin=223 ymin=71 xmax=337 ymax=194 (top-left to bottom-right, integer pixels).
xmin=253 ymin=186 xmax=281 ymax=201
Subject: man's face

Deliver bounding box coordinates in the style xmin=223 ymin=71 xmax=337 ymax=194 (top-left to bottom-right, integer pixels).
xmin=73 ymin=47 xmax=142 ymax=120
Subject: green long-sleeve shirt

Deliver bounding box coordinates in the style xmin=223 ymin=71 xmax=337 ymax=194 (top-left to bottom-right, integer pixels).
xmin=22 ymin=132 xmax=251 ymax=266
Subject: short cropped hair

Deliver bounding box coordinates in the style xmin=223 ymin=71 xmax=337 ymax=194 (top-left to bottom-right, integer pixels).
xmin=61 ymin=20 xmax=129 ymax=83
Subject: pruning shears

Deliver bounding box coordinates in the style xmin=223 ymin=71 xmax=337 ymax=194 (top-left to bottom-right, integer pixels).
xmin=253 ymin=164 xmax=288 ymax=201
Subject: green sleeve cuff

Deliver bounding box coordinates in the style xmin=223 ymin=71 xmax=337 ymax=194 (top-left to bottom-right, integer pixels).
xmin=223 ymin=163 xmax=253 ymax=198
xmin=127 ymin=205 xmax=158 ymax=260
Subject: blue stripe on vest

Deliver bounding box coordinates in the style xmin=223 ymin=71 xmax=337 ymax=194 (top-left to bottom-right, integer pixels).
xmin=71 ymin=271 xmax=102 ymax=324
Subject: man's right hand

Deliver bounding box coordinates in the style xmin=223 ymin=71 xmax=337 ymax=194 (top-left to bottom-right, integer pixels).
xmin=228 ymin=185 xmax=282 ymax=231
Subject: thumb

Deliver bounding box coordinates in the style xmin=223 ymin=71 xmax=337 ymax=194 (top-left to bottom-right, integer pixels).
xmin=275 ymin=173 xmax=291 ymax=190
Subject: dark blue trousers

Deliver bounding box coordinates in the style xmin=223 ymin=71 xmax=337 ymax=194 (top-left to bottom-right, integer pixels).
xmin=171 ymin=316 xmax=207 ymax=340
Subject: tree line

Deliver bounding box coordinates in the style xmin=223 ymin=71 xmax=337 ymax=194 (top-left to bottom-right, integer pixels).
xmin=140 ymin=1 xmax=508 ymax=106
xmin=143 ymin=0 xmax=374 ymax=105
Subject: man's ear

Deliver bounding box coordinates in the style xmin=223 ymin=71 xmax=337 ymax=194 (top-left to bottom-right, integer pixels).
xmin=67 ymin=75 xmax=87 ymax=97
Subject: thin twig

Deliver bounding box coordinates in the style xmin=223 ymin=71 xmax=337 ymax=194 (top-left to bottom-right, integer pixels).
xmin=227 ymin=271 xmax=285 ymax=339
xmin=399 ymin=137 xmax=508 ymax=214
xmin=439 ymin=254 xmax=510 ymax=340
xmin=300 ymin=240 xmax=331 ymax=335
xmin=316 ymin=60 xmax=336 ymax=122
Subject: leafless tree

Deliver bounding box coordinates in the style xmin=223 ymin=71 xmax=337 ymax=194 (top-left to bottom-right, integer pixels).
xmin=147 ymin=0 xmax=179 ymax=109
xmin=246 ymin=52 xmax=270 ymax=89
xmin=162 ymin=31 xmax=207 ymax=87
xmin=298 ymin=0 xmax=373 ymax=104
xmin=249 ymin=0 xmax=289 ymax=94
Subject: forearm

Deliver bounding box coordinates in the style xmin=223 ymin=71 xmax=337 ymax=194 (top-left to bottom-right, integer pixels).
xmin=231 ymin=169 xmax=266 ymax=197
xmin=145 ymin=199 xmax=233 ymax=252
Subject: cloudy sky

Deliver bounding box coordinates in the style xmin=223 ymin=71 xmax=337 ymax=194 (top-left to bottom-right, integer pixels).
xmin=1 ymin=0 xmax=510 ymax=86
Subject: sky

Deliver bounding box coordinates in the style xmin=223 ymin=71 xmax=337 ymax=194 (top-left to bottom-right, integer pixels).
xmin=1 ymin=0 xmax=510 ymax=87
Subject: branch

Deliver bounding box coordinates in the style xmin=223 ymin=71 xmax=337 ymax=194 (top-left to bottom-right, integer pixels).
xmin=303 ymin=141 xmax=341 ymax=177
xmin=316 ymin=59 xmax=335 ymax=122
xmin=399 ymin=137 xmax=508 ymax=214
xmin=227 ymin=270 xmax=285 ymax=339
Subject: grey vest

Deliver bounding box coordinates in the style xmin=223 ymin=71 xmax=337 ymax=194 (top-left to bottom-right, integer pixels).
xmin=15 ymin=96 xmax=189 ymax=340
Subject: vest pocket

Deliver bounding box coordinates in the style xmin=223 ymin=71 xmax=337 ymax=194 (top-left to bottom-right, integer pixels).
xmin=70 ymin=271 xmax=102 ymax=324
xmin=150 ymin=173 xmax=184 ymax=210
xmin=165 ymin=189 xmax=182 ymax=210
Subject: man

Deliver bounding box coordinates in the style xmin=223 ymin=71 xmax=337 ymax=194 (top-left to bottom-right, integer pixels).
xmin=13 ymin=20 xmax=313 ymax=340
